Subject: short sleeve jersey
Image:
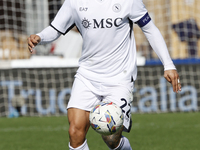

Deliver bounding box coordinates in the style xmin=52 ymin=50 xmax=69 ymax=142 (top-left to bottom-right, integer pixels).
xmin=51 ymin=0 xmax=148 ymax=83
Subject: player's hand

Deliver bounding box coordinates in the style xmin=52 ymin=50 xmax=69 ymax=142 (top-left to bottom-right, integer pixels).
xmin=164 ymin=69 xmax=182 ymax=93
xmin=27 ymin=34 xmax=41 ymax=53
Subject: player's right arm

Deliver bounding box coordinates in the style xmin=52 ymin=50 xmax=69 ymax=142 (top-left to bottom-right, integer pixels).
xmin=27 ymin=34 xmax=41 ymax=53
xmin=27 ymin=26 xmax=61 ymax=53
xmin=27 ymin=0 xmax=75 ymax=53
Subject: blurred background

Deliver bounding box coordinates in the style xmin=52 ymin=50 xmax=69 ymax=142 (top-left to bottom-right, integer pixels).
xmin=0 ymin=0 xmax=200 ymax=117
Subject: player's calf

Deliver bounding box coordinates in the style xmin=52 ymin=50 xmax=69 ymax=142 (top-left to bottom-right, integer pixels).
xmin=101 ymin=126 xmax=124 ymax=149
xmin=102 ymin=126 xmax=132 ymax=150
xmin=67 ymin=108 xmax=90 ymax=148
xmin=68 ymin=125 xmax=87 ymax=147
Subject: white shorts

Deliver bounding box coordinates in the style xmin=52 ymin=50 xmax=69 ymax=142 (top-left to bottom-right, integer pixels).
xmin=67 ymin=74 xmax=134 ymax=131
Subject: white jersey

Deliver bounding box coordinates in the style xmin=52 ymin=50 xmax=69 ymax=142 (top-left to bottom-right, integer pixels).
xmin=51 ymin=0 xmax=149 ymax=83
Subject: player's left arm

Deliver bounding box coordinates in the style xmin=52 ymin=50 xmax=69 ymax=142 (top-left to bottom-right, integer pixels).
xmin=139 ymin=18 xmax=181 ymax=93
xmin=164 ymin=69 xmax=181 ymax=93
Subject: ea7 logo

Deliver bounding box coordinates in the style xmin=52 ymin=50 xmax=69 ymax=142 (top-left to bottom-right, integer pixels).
xmin=79 ymin=7 xmax=88 ymax=11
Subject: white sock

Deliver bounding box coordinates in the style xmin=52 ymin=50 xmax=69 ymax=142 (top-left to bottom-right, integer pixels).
xmin=69 ymin=139 xmax=89 ymax=150
xmin=110 ymin=136 xmax=132 ymax=150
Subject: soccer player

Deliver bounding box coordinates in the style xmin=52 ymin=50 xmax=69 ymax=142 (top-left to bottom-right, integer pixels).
xmin=27 ymin=0 xmax=182 ymax=149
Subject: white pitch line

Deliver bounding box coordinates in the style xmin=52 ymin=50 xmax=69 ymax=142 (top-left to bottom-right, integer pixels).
xmin=0 ymin=125 xmax=68 ymax=132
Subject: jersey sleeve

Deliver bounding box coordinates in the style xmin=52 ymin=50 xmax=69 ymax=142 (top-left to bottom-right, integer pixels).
xmin=129 ymin=0 xmax=148 ymax=23
xmin=141 ymin=21 xmax=176 ymax=70
xmin=50 ymin=0 xmax=75 ymax=35
xmin=36 ymin=26 xmax=61 ymax=44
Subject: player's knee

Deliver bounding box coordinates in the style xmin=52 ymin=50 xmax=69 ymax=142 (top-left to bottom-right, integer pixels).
xmin=68 ymin=126 xmax=85 ymax=138
xmin=68 ymin=124 xmax=86 ymax=139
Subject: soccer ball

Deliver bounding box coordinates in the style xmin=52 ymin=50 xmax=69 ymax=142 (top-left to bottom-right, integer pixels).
xmin=89 ymin=101 xmax=124 ymax=135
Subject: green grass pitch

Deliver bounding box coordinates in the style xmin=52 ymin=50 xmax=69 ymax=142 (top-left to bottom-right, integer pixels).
xmin=0 ymin=113 xmax=200 ymax=150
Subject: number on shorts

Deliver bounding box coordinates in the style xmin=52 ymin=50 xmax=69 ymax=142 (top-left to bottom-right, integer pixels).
xmin=120 ymin=98 xmax=131 ymax=119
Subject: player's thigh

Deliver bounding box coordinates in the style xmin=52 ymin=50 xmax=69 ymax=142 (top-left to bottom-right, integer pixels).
xmin=104 ymin=82 xmax=134 ymax=131
xmin=68 ymin=108 xmax=90 ymax=133
xmin=67 ymin=77 xmax=101 ymax=111
xmin=67 ymin=77 xmax=101 ymax=134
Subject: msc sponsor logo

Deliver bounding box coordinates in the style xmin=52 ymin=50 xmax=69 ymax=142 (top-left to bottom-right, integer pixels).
xmin=82 ymin=17 xmax=123 ymax=29
xmin=82 ymin=18 xmax=91 ymax=29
